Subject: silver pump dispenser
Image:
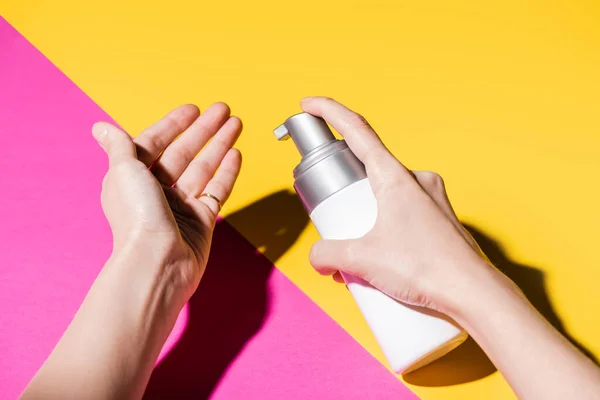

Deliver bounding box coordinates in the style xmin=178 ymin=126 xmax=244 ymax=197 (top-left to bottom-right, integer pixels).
xmin=274 ymin=112 xmax=367 ymax=212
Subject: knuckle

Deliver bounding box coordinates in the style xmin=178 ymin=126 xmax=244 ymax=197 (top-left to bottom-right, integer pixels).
xmin=147 ymin=130 xmax=166 ymax=152
xmin=194 ymin=158 xmax=213 ymax=177
xmin=346 ymin=112 xmax=371 ymax=130
xmin=432 ymin=172 xmax=445 ymax=187
xmin=165 ymin=111 xmax=190 ymax=133
xmin=419 ymin=171 xmax=445 ymax=190
xmin=192 ymin=117 xmax=211 ymax=137
xmin=369 ymin=155 xmax=406 ymax=190
xmin=212 ymin=138 xmax=229 ymax=154
xmin=363 ymin=147 xmax=392 ymax=172
xmin=173 ymin=145 xmax=195 ymax=162
xmin=208 ymin=181 xmax=227 ymax=198
xmin=361 ymin=147 xmax=380 ymax=166
xmin=431 ymin=173 xmax=446 ymax=195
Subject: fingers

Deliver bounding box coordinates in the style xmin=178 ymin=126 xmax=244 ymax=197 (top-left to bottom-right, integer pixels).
xmin=309 ymin=239 xmax=363 ymax=277
xmin=176 ymin=116 xmax=243 ymax=197
xmin=300 ymin=97 xmax=384 ymax=162
xmin=413 ymin=171 xmax=480 ymax=252
xmin=134 ymin=104 xmax=200 ymax=167
xmin=198 ymin=148 xmax=242 ymax=216
xmin=151 ymin=102 xmax=231 ymax=186
xmin=300 ymin=97 xmax=413 ymax=191
xmin=92 ymin=122 xmax=136 ymax=167
xmin=412 ymin=171 xmax=456 ymax=221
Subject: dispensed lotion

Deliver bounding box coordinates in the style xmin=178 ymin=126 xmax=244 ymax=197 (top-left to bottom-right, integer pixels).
xmin=274 ymin=112 xmax=468 ymax=373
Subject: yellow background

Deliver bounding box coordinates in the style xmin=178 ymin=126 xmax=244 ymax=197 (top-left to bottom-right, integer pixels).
xmin=2 ymin=1 xmax=599 ymax=398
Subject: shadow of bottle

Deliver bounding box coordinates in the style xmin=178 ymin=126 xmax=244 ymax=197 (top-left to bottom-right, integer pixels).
xmin=404 ymin=223 xmax=598 ymax=387
xmin=143 ymin=189 xmax=308 ymax=399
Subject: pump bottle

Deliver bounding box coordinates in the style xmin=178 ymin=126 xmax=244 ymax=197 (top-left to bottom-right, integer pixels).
xmin=274 ymin=112 xmax=468 ymax=373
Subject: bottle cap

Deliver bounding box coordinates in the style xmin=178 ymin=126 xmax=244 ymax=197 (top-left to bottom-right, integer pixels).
xmin=274 ymin=113 xmax=336 ymax=157
xmin=274 ymin=112 xmax=367 ymax=212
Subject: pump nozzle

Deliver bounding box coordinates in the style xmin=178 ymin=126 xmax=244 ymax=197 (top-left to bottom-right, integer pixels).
xmin=274 ymin=111 xmax=367 ymax=212
xmin=274 ymin=112 xmax=336 ymax=157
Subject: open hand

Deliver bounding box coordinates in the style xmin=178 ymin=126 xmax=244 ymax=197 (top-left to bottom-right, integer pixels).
xmin=92 ymin=103 xmax=242 ymax=304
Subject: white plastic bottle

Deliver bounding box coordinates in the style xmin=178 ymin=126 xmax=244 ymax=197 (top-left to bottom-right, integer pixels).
xmin=274 ymin=113 xmax=468 ymax=373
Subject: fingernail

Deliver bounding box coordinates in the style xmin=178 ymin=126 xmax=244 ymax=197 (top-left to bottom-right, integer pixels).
xmin=301 ymin=97 xmax=314 ymax=104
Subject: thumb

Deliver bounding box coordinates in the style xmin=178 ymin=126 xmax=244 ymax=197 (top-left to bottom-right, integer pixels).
xmin=309 ymin=239 xmax=362 ymax=277
xmin=92 ymin=122 xmax=136 ymax=166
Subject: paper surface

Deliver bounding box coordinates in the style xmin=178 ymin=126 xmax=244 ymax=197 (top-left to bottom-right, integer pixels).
xmin=0 ymin=18 xmax=416 ymax=399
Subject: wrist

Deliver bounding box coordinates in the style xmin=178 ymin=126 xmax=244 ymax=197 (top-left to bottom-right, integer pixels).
xmin=104 ymin=234 xmax=198 ymax=322
xmin=34 ymin=236 xmax=196 ymax=400
xmin=440 ymin=258 xmax=525 ymax=325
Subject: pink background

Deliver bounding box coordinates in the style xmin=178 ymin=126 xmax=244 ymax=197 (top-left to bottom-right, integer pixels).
xmin=0 ymin=18 xmax=416 ymax=399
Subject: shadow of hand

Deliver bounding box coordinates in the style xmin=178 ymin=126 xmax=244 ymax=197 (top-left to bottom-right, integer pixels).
xmin=144 ymin=190 xmax=308 ymax=399
xmin=405 ymin=223 xmax=597 ymax=387
xmin=465 ymin=224 xmax=598 ymax=364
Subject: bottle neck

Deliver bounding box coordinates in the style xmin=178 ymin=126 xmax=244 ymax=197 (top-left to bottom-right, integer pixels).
xmin=280 ymin=112 xmax=336 ymax=157
xmin=293 ymin=141 xmax=367 ymax=213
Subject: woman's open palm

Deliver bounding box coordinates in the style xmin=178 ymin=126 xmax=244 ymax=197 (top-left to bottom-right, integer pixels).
xmin=92 ymin=103 xmax=242 ymax=299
